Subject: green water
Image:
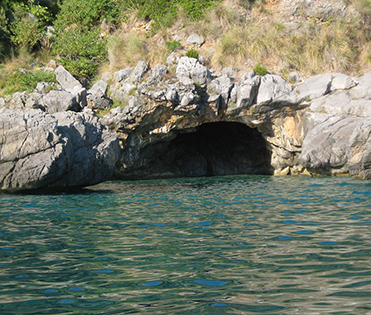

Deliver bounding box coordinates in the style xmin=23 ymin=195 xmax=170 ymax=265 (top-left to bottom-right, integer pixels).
xmin=1 ymin=175 xmax=371 ymax=314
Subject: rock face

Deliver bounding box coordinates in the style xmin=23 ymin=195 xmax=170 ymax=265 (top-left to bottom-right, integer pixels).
xmin=0 ymin=109 xmax=120 ymax=192
xmin=104 ymin=58 xmax=371 ymax=180
xmin=298 ymin=72 xmax=371 ymax=179
xmin=2 ymin=57 xmax=371 ymax=188
xmin=105 ymin=57 xmax=307 ymax=179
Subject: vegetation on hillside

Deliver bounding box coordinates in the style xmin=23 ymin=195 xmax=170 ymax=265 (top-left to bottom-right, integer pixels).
xmin=1 ymin=0 xmax=371 ymax=96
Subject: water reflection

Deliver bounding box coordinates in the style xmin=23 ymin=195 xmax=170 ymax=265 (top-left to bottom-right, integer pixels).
xmin=1 ymin=175 xmax=371 ymax=314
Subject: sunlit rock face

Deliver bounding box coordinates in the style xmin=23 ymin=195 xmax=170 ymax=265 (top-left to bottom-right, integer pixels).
xmin=116 ymin=122 xmax=272 ymax=179
xmin=104 ymin=58 xmax=371 ymax=180
xmin=104 ymin=58 xmax=307 ymax=179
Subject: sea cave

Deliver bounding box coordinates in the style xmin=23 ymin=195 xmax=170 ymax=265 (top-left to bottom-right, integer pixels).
xmin=120 ymin=122 xmax=273 ymax=179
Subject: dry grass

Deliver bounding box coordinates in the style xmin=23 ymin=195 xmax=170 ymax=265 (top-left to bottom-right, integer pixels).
xmin=206 ymin=0 xmax=371 ymax=77
xmin=104 ymin=18 xmax=170 ymax=74
xmin=102 ymin=0 xmax=371 ymax=78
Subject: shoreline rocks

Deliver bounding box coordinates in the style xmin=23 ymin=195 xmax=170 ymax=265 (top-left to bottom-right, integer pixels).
xmin=1 ymin=58 xmax=371 ymax=191
xmin=0 ymin=109 xmax=120 ymax=192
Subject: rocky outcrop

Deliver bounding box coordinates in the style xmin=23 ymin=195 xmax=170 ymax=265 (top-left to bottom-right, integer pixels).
xmin=103 ymin=57 xmax=307 ymax=179
xmin=2 ymin=57 xmax=371 ymax=188
xmin=102 ymin=57 xmax=371 ymax=180
xmin=0 ymin=109 xmax=120 ymax=192
xmin=298 ymin=72 xmax=371 ymax=179
xmin=2 ymin=65 xmax=88 ymax=114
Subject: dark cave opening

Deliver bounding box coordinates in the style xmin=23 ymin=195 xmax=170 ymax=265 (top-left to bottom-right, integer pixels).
xmin=131 ymin=122 xmax=273 ymax=179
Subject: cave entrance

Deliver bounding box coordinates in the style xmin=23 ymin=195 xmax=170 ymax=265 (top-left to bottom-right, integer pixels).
xmin=138 ymin=122 xmax=272 ymax=178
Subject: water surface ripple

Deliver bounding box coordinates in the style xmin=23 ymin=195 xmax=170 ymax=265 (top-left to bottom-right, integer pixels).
xmin=1 ymin=175 xmax=371 ymax=314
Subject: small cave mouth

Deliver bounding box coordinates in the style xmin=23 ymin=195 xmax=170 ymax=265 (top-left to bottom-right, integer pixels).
xmin=130 ymin=122 xmax=272 ymax=179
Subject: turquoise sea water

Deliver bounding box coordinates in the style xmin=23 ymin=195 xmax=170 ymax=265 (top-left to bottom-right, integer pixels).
xmin=1 ymin=175 xmax=371 ymax=314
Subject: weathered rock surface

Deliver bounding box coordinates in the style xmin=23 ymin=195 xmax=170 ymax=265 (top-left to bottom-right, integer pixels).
xmin=0 ymin=109 xmax=120 ymax=192
xmin=299 ymin=71 xmax=371 ymax=179
xmin=105 ymin=59 xmax=307 ymax=179
xmin=87 ymin=80 xmax=112 ymax=111
xmin=55 ymin=65 xmax=83 ymax=92
xmin=176 ymin=56 xmax=210 ymax=85
xmin=105 ymin=58 xmax=371 ymax=180
xmin=131 ymin=61 xmax=149 ymax=83
xmin=186 ymin=33 xmax=205 ymax=46
xmin=2 ymin=57 xmax=371 ymax=187
xmin=1 ymin=66 xmax=87 ymax=114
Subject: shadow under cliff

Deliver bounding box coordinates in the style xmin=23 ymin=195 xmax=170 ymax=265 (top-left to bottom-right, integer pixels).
xmin=118 ymin=122 xmax=273 ymax=179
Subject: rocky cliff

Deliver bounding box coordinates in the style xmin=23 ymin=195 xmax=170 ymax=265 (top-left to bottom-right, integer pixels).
xmin=102 ymin=57 xmax=371 ymax=180
xmin=1 ymin=58 xmax=371 ymax=192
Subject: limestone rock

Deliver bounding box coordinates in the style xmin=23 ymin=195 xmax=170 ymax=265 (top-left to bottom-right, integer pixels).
xmin=349 ymin=71 xmax=371 ymax=100
xmin=87 ymin=80 xmax=112 ymax=110
xmin=87 ymin=94 xmax=113 ymax=111
xmin=131 ymin=61 xmax=149 ymax=83
xmin=34 ymin=82 xmax=60 ymax=94
xmin=299 ymin=72 xmax=371 ymax=179
xmin=229 ymin=72 xmax=260 ymax=108
xmin=8 ymin=92 xmax=29 ymax=110
xmin=55 ymin=65 xmax=82 ymax=92
xmin=298 ymin=74 xmax=332 ymax=100
xmin=257 ymin=74 xmax=298 ymax=105
xmin=88 ymin=80 xmax=108 ymax=96
xmin=222 ymin=67 xmax=237 ymax=78
xmin=0 ymin=109 xmax=120 ymax=192
xmin=309 ymin=91 xmax=371 ymax=118
xmin=330 ymin=73 xmax=357 ymax=92
xmin=207 ymin=75 xmax=234 ymax=107
xmin=176 ymin=56 xmax=210 ymax=85
xmin=186 ymin=33 xmax=205 ymax=46
xmin=25 ymin=92 xmax=45 ymax=111
xmin=147 ymin=65 xmax=168 ymax=85
xmin=298 ymin=116 xmax=371 ymax=178
xmin=114 ymin=68 xmax=131 ymax=82
xmin=43 ymin=90 xmax=82 ymax=113
xmin=7 ymin=92 xmax=45 ymax=111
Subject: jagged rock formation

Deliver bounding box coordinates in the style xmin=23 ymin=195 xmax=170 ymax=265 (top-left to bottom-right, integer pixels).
xmin=1 ymin=57 xmax=371 ymax=192
xmin=103 ymin=57 xmax=308 ymax=179
xmin=2 ymin=66 xmax=108 ymax=114
xmin=102 ymin=57 xmax=371 ymax=180
xmin=0 ymin=109 xmax=120 ymax=192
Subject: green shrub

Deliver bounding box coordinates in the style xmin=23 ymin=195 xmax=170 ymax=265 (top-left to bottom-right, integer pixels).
xmin=186 ymin=49 xmax=199 ymax=59
xmin=0 ymin=6 xmax=10 ymax=59
xmin=165 ymin=40 xmax=182 ymax=51
xmin=53 ymin=0 xmax=120 ymax=80
xmin=53 ymin=26 xmax=107 ymax=80
xmin=54 ymin=0 xmax=119 ymax=30
xmin=253 ymin=63 xmax=268 ymax=76
xmin=9 ymin=4 xmax=45 ymax=51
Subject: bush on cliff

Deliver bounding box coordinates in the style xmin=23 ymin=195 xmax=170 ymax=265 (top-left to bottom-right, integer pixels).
xmin=0 ymin=6 xmax=10 ymax=59
xmin=52 ymin=0 xmax=120 ymax=82
xmin=0 ymin=0 xmax=58 ymax=62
